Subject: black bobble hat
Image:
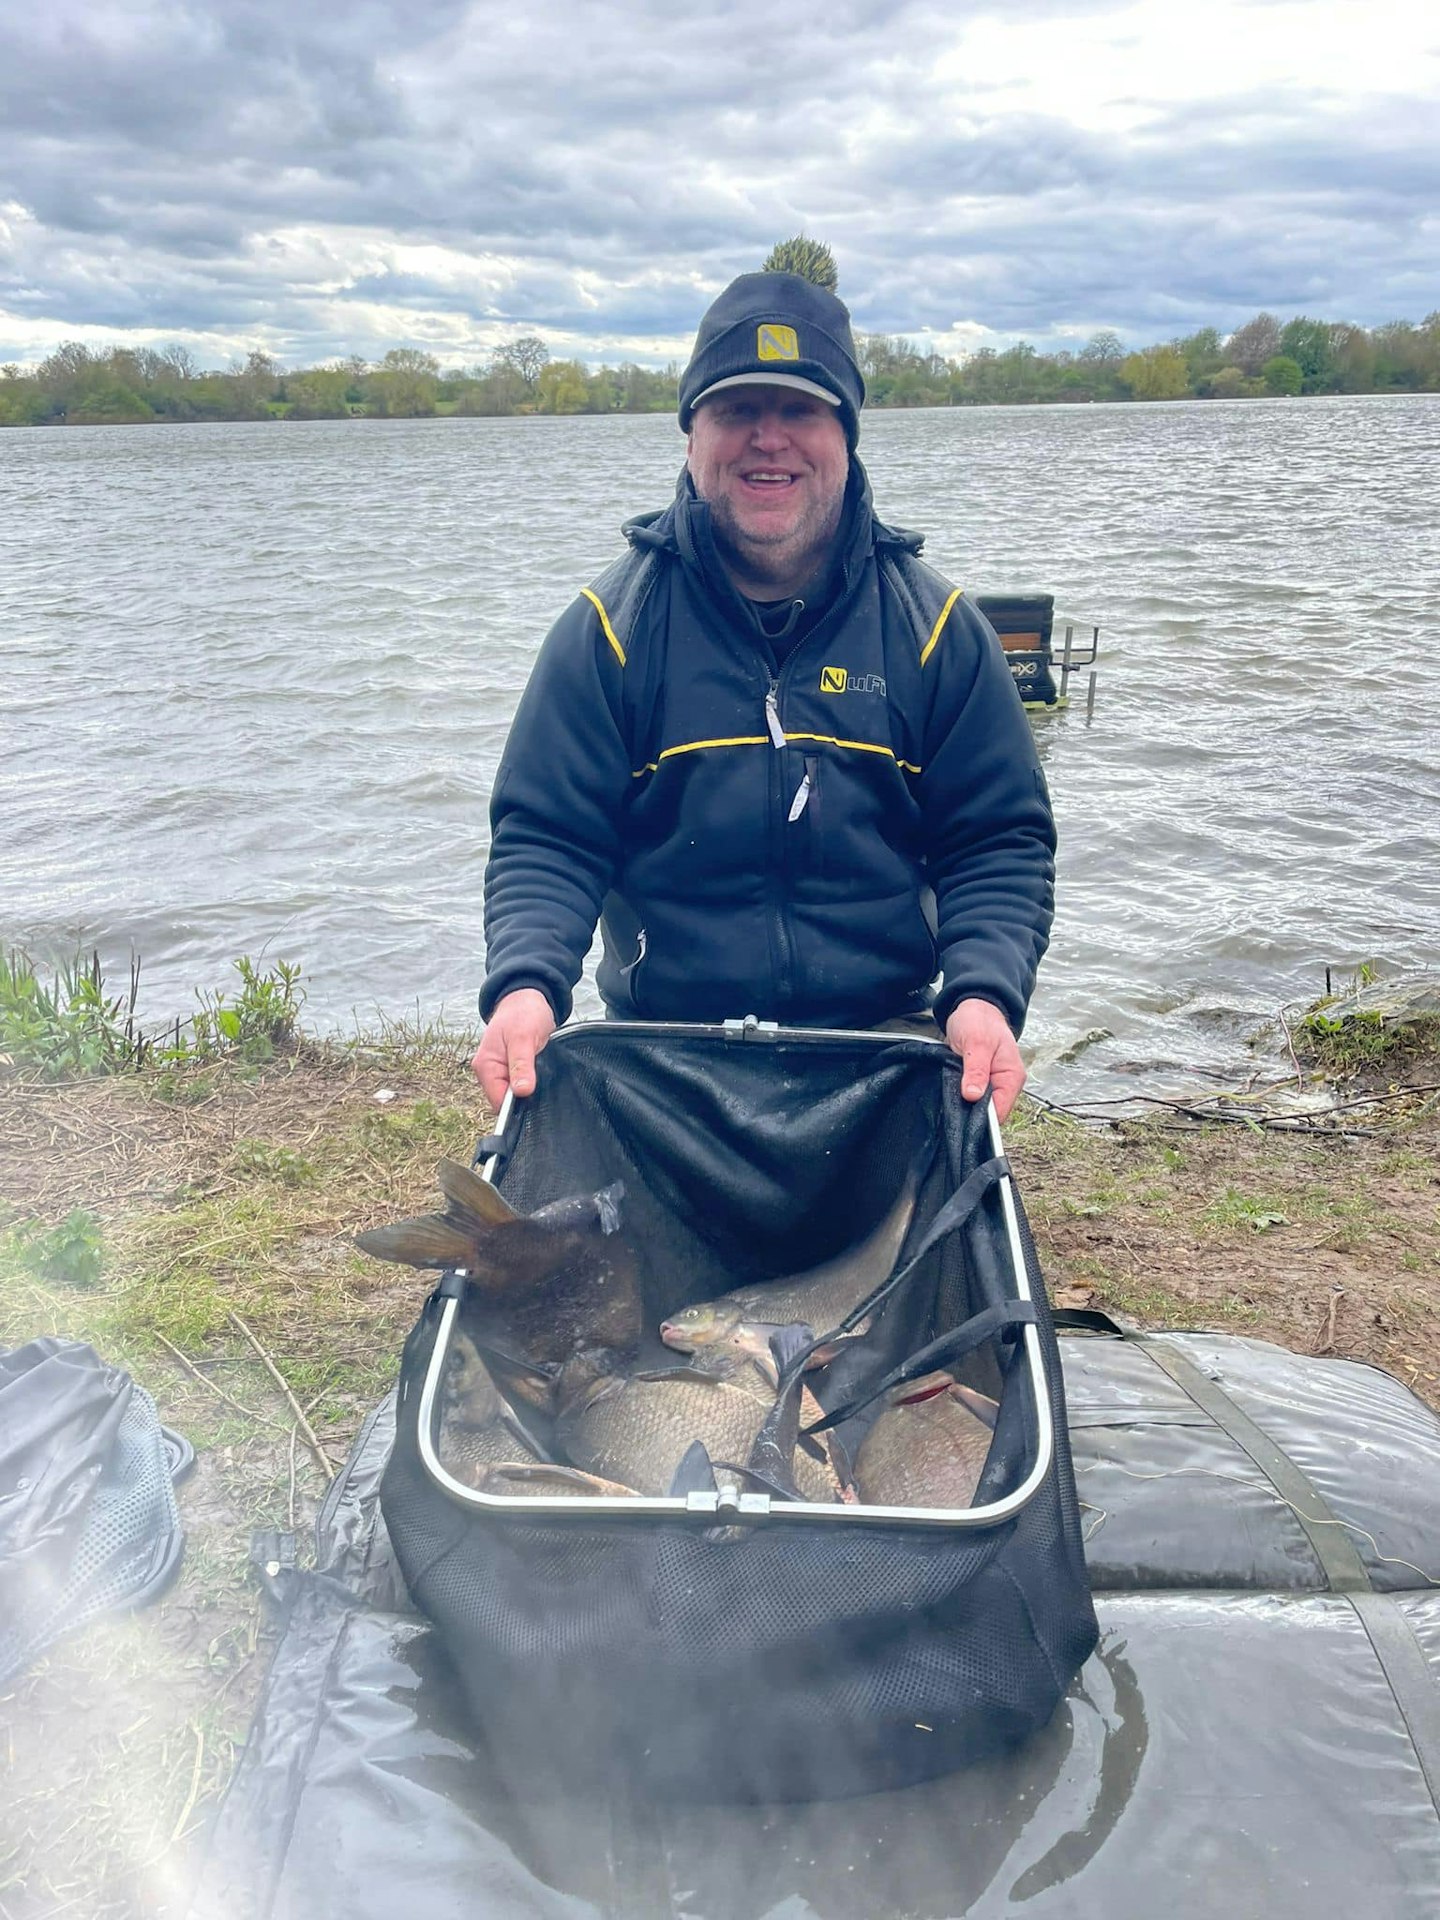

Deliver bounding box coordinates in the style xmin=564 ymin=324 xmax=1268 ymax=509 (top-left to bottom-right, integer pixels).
xmin=678 ymin=270 xmax=866 ymax=446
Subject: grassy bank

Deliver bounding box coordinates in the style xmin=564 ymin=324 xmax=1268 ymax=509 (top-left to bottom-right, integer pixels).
xmin=0 ymin=1000 xmax=1436 ymax=1917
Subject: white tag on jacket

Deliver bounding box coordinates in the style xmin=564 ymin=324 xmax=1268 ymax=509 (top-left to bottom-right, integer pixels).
xmin=764 ymin=689 xmax=786 ymax=749
xmin=787 ymin=772 xmax=811 ymax=823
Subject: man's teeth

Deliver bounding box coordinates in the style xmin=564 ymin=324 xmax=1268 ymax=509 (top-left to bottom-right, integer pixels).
xmin=747 ymin=472 xmax=792 ymax=483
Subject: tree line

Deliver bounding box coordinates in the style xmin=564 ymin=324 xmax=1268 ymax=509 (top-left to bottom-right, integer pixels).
xmin=3 ymin=311 xmax=1437 ymax=427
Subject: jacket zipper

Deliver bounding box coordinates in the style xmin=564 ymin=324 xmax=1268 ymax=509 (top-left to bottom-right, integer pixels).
xmin=764 ymin=678 xmax=795 ymax=1003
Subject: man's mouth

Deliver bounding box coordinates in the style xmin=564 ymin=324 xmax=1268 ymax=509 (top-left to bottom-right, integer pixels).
xmin=740 ymin=470 xmax=797 ymax=487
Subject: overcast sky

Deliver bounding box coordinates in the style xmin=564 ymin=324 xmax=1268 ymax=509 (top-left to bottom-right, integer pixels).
xmin=2 ymin=0 xmax=1437 ymax=370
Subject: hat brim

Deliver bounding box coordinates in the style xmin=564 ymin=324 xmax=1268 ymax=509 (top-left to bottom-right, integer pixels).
xmin=689 ymin=372 xmax=842 ymax=410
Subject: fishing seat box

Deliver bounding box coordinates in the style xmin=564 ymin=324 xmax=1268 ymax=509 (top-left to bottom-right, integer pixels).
xmin=378 ymin=1021 xmax=1098 ymax=1801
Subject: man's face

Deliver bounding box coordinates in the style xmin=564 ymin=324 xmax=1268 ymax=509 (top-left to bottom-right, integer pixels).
xmin=686 ymin=385 xmax=849 ymax=595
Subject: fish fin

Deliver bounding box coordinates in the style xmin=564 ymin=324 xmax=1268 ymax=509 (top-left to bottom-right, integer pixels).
xmin=355 ymin=1216 xmax=477 ymax=1269
xmin=480 ymin=1463 xmax=636 ymax=1498
xmin=669 ymin=1440 xmax=719 ymax=1498
xmin=468 ymin=1337 xmax=560 ymax=1411
xmin=532 ymin=1181 xmax=627 ymax=1236
xmin=767 ymin=1322 xmax=817 ymax=1377
xmin=951 ymin=1383 xmax=1001 ymax=1430
xmin=808 ymin=1324 xmax=869 ymax=1366
xmin=629 ymin=1364 xmax=723 ymax=1386
xmin=435 ymin=1159 xmax=519 ymax=1230
xmin=595 ymin=1182 xmax=625 ymax=1234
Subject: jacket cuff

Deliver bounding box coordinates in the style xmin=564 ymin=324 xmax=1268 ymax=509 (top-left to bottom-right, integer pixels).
xmin=478 ymin=974 xmax=567 ymax=1025
xmin=932 ymin=982 xmax=1022 ymax=1037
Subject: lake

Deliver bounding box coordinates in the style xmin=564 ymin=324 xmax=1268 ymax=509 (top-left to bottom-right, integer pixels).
xmin=3 ymin=396 xmax=1437 ymax=1102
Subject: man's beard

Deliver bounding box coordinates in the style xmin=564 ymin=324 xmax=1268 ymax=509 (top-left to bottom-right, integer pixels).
xmin=707 ymin=483 xmax=846 ymax=594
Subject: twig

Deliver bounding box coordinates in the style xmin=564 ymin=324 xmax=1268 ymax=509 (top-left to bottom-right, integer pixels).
xmin=1276 ymin=1004 xmax=1306 ymax=1093
xmin=153 ymin=1332 xmax=284 ymax=1429
xmin=1316 ymin=1287 xmax=1344 ymax=1356
xmin=287 ymin=1421 xmax=298 ymax=1531
xmin=168 ymin=1722 xmax=205 ymax=1846
xmin=228 ymin=1311 xmax=335 ymax=1483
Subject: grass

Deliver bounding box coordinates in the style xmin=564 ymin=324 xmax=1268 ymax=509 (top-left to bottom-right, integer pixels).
xmin=1285 ymin=964 xmax=1440 ymax=1083
xmin=0 ymin=1034 xmax=489 ymax=1920
xmin=0 ymin=976 xmax=1436 ymax=1919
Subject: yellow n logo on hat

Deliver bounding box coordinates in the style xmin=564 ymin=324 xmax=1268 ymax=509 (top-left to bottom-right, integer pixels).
xmin=757 ymin=324 xmax=799 ymax=362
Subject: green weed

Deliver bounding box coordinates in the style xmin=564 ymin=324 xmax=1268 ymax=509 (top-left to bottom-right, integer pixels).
xmin=1202 ymin=1188 xmax=1291 ymax=1232
xmin=190 ymin=957 xmax=305 ymax=1063
xmin=356 ymin=1097 xmax=475 ymax=1159
xmin=231 ymin=1139 xmax=316 ymax=1186
xmin=6 ymin=1207 xmax=105 ymax=1288
xmin=0 ymin=946 xmax=138 ymax=1078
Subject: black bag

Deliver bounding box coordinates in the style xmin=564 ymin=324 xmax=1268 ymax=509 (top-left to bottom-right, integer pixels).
xmin=379 ymin=1023 xmax=1097 ymax=1801
xmin=0 ymin=1338 xmax=190 ymax=1686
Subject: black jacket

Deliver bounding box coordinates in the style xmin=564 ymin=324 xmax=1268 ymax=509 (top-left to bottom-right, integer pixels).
xmin=481 ymin=465 xmax=1055 ymax=1033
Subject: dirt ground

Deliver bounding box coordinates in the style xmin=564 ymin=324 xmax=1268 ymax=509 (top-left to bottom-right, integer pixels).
xmin=0 ymin=1040 xmax=1436 ymax=1918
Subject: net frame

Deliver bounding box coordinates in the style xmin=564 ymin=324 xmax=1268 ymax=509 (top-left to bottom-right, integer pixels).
xmin=414 ymin=1019 xmax=1054 ymax=1528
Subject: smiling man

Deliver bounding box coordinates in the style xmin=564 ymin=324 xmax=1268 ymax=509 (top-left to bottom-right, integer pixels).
xmin=474 ymin=268 xmax=1056 ymax=1119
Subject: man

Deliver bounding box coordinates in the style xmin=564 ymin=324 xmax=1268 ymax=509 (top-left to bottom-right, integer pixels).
xmin=473 ymin=269 xmax=1055 ymax=1120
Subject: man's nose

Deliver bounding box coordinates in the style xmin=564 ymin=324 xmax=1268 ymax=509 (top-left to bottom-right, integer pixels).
xmin=748 ymin=409 xmax=791 ymax=450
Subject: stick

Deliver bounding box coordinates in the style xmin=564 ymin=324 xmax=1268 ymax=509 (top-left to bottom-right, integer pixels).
xmin=153 ymin=1332 xmax=284 ymax=1429
xmin=168 ymin=1723 xmax=205 ymax=1846
xmin=1317 ymin=1287 xmax=1344 ymax=1356
xmin=228 ymin=1311 xmax=335 ymax=1483
xmin=1276 ymin=1004 xmax=1306 ymax=1093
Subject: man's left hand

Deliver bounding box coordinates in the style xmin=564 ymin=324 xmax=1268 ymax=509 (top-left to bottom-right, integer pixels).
xmin=944 ymin=998 xmax=1026 ymax=1122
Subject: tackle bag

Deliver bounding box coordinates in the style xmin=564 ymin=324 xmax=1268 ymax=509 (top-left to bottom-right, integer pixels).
xmin=379 ymin=1022 xmax=1097 ymax=1800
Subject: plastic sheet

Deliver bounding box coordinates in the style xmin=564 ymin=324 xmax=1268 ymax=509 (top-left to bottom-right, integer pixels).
xmin=195 ymin=1324 xmax=1440 ymax=1920
xmin=1066 ymin=1328 xmax=1440 ymax=1591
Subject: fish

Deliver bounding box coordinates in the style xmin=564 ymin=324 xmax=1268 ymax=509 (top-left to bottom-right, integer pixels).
xmin=432 ymin=1326 xmax=546 ymax=1483
xmin=659 ymin=1176 xmax=918 ymax=1358
xmin=852 ymin=1373 xmax=999 ymax=1510
xmin=433 ymin=1331 xmax=636 ymax=1499
xmin=554 ymin=1327 xmax=847 ymax=1504
xmin=556 ymin=1328 xmax=852 ymax=1505
xmin=356 ymin=1159 xmax=644 ymax=1372
xmin=555 ymin=1350 xmax=774 ymax=1498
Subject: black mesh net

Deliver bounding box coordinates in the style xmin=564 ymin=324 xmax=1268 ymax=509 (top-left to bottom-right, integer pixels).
xmin=0 ymin=1339 xmax=186 ymax=1686
xmin=380 ymin=1025 xmax=1097 ymax=1800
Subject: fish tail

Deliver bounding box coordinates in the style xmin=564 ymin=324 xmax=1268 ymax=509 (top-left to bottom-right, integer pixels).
xmin=354 ymin=1215 xmax=478 ymax=1269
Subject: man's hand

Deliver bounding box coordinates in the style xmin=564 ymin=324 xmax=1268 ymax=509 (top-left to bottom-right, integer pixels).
xmin=944 ymin=997 xmax=1026 ymax=1122
xmin=472 ymin=989 xmax=556 ymax=1110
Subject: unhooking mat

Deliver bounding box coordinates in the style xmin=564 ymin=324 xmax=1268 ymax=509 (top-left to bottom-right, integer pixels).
xmin=192 ymin=1324 xmax=1440 ymax=1920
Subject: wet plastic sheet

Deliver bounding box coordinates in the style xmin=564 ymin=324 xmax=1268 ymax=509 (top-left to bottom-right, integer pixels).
xmin=1067 ymin=1326 xmax=1440 ymax=1592
xmin=196 ymin=1335 xmax=1440 ymax=1920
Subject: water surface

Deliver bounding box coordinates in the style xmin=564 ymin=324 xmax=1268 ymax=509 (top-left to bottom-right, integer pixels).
xmin=3 ymin=396 xmax=1437 ymax=1099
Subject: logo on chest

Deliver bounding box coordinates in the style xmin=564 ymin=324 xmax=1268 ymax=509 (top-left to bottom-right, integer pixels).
xmin=820 ymin=666 xmax=886 ymax=696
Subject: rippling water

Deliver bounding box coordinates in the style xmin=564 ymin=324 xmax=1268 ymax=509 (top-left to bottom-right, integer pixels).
xmin=3 ymin=398 xmax=1437 ymax=1099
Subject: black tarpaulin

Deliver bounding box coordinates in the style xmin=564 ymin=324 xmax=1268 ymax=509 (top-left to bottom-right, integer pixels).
xmin=194 ymin=1363 xmax=1440 ymax=1920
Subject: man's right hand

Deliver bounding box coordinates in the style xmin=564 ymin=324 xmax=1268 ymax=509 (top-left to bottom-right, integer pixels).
xmin=472 ymin=989 xmax=556 ymax=1110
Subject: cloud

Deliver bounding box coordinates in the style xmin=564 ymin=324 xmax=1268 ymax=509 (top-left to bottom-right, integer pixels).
xmin=1 ymin=0 xmax=1437 ymax=366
